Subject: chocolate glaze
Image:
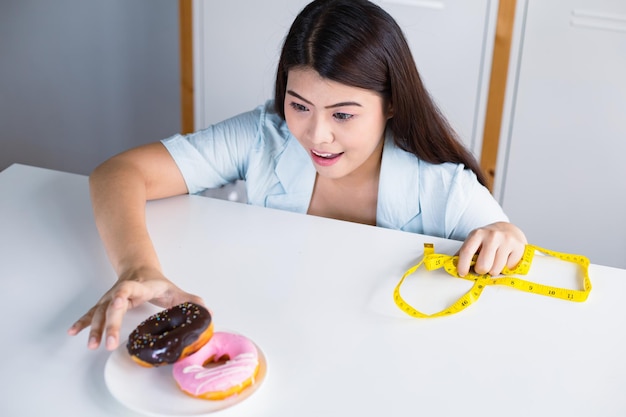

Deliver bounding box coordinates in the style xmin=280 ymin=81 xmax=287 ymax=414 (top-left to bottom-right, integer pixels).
xmin=127 ymin=302 xmax=212 ymax=366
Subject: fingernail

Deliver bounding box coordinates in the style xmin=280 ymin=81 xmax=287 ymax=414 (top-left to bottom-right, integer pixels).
xmin=88 ymin=337 xmax=98 ymax=349
xmin=106 ymin=335 xmax=116 ymax=350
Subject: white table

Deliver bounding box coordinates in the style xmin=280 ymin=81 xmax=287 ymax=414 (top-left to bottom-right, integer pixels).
xmin=1 ymin=163 xmax=625 ymax=417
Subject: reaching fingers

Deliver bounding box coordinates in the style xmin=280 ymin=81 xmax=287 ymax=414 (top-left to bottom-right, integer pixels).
xmin=67 ymin=280 xmax=148 ymax=350
xmin=68 ymin=271 xmax=204 ymax=351
xmin=87 ymin=303 xmax=108 ymax=349
xmin=103 ymin=296 xmax=128 ymax=350
xmin=67 ymin=306 xmax=97 ymax=336
xmin=96 ymin=280 xmax=152 ymax=351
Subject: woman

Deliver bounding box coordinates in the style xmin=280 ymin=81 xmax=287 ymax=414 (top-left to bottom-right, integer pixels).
xmin=69 ymin=0 xmax=526 ymax=350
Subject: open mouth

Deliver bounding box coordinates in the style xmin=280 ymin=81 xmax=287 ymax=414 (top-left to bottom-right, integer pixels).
xmin=311 ymin=149 xmax=343 ymax=159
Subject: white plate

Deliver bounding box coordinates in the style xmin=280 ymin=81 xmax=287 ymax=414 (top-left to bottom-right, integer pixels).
xmin=104 ymin=334 xmax=268 ymax=416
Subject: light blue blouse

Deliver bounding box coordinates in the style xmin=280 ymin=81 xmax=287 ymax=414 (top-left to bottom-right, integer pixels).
xmin=162 ymin=100 xmax=508 ymax=241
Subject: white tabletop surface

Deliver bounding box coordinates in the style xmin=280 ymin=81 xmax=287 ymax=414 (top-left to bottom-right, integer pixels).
xmin=1 ymin=163 xmax=625 ymax=417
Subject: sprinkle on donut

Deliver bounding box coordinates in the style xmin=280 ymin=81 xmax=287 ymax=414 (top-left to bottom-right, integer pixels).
xmin=127 ymin=302 xmax=213 ymax=367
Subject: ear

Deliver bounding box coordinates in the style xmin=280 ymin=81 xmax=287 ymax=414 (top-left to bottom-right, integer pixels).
xmin=386 ymin=100 xmax=394 ymax=119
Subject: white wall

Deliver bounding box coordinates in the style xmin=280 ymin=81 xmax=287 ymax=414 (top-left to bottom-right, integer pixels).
xmin=0 ymin=0 xmax=181 ymax=175
xmin=193 ymin=0 xmax=498 ymax=158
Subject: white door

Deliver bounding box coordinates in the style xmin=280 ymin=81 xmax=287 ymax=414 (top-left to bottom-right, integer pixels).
xmin=495 ymin=0 xmax=626 ymax=268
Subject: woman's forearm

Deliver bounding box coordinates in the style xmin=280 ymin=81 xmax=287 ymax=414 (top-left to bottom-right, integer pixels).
xmin=88 ymin=142 xmax=188 ymax=278
xmin=89 ymin=159 xmax=161 ymax=277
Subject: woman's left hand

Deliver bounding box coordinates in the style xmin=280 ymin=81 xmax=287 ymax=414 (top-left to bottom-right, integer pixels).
xmin=456 ymin=222 xmax=527 ymax=277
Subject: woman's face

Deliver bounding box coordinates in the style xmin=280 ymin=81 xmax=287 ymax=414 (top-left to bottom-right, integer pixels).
xmin=284 ymin=67 xmax=392 ymax=181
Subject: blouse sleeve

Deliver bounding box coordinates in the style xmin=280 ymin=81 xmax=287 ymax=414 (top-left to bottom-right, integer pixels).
xmin=444 ymin=164 xmax=509 ymax=241
xmin=160 ymin=105 xmax=265 ymax=195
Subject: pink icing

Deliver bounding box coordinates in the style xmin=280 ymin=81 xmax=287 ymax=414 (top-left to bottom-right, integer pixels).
xmin=172 ymin=331 xmax=259 ymax=397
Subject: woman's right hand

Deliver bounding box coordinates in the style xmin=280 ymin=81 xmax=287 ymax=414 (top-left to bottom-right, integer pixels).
xmin=68 ymin=266 xmax=204 ymax=351
xmin=68 ymin=142 xmax=196 ymax=351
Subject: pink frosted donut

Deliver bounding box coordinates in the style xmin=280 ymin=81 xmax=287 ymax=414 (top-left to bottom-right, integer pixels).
xmin=172 ymin=331 xmax=260 ymax=400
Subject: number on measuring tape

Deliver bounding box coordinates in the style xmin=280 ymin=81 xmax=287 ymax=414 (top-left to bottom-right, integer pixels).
xmin=393 ymin=244 xmax=592 ymax=318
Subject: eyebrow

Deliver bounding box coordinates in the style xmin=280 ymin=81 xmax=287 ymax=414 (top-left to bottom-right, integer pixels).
xmin=286 ymin=90 xmax=362 ymax=109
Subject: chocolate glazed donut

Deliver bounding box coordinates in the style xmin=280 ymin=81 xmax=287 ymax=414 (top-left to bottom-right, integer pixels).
xmin=127 ymin=302 xmax=214 ymax=367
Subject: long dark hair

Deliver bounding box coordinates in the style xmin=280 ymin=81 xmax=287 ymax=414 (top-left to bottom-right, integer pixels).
xmin=274 ymin=0 xmax=487 ymax=186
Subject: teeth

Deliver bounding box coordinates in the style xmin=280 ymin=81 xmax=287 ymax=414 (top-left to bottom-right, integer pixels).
xmin=312 ymin=150 xmax=335 ymax=158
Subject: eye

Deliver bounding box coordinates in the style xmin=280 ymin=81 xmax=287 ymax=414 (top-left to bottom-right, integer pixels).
xmin=333 ymin=112 xmax=353 ymax=121
xmin=290 ymin=102 xmax=308 ymax=112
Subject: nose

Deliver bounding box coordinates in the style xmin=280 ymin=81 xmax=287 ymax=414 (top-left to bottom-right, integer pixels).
xmin=307 ymin=115 xmax=334 ymax=145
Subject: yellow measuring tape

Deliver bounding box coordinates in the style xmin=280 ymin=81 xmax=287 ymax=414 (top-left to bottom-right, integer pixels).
xmin=394 ymin=243 xmax=592 ymax=318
